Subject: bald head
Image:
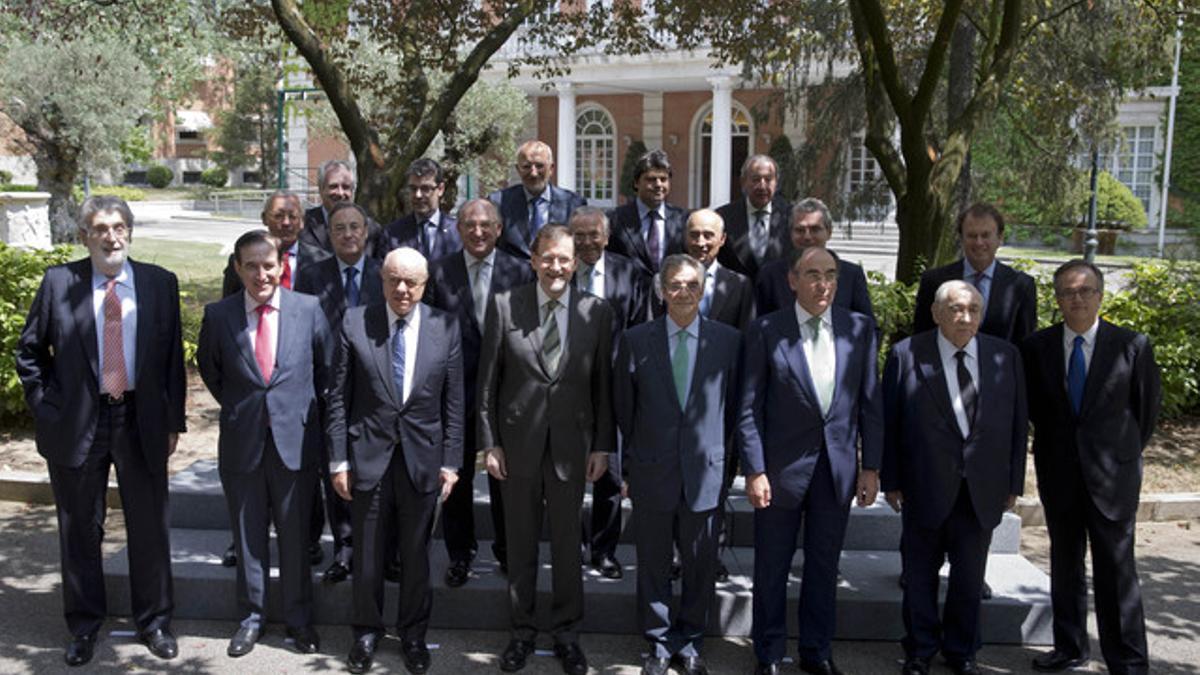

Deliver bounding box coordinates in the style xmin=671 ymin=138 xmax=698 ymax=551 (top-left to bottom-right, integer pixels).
xmin=685 ymin=209 xmax=727 ymax=266
xmin=932 ymin=280 xmax=984 ymax=349
xmin=382 ymin=247 xmax=428 ymax=318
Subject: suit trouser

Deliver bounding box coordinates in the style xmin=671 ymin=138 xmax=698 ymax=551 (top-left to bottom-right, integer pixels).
xmin=351 ymin=446 xmax=437 ymax=641
xmin=503 ymin=450 xmax=586 ymax=644
xmin=48 ymin=398 xmax=173 ymax=638
xmin=588 ymin=460 xmax=623 ymax=558
xmin=442 ymin=417 xmax=509 ymax=564
xmin=316 ymin=450 xmax=353 ymax=566
xmin=220 ymin=435 xmax=315 ymax=630
xmin=1038 ymin=455 xmax=1148 ymax=675
xmin=752 ymin=450 xmax=850 ymax=665
xmin=901 ymin=479 xmax=991 ymax=664
xmin=635 ymin=497 xmax=718 ymax=658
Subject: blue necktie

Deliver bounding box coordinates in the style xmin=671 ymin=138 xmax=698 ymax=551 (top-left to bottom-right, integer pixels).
xmin=391 ymin=317 xmax=406 ymax=403
xmin=528 ymin=197 xmax=543 ymax=243
xmin=1068 ymin=334 xmax=1086 ymax=414
xmin=344 ymin=266 xmax=360 ymax=308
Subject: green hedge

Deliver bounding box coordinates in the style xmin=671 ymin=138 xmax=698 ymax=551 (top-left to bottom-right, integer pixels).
xmin=0 ymin=244 xmax=74 ymax=423
xmin=200 ymin=167 xmax=228 ymax=188
xmin=147 ymin=165 xmax=174 ymax=189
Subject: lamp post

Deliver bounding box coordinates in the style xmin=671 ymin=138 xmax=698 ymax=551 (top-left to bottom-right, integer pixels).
xmin=1084 ymin=147 xmax=1100 ymax=263
xmin=274 ymin=82 xmax=322 ymax=189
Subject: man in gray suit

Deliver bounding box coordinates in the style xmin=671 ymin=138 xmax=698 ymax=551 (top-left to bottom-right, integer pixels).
xmin=197 ymin=229 xmax=333 ymax=658
xmin=615 ymin=254 xmax=741 ymax=675
xmin=478 ymin=224 xmax=615 ymax=674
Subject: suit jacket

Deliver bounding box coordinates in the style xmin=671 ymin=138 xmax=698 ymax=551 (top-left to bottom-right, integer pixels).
xmin=381 ymin=211 xmax=462 ymax=261
xmin=424 ymin=248 xmax=536 ymax=410
xmin=197 ymin=288 xmax=333 ymax=473
xmin=16 ymin=258 xmax=187 ymax=470
xmin=222 ymin=239 xmax=332 ymax=298
xmin=294 ymin=256 xmax=384 ymax=331
xmin=488 ymin=184 xmax=587 ymax=259
xmin=605 ymin=201 xmax=688 ymax=275
xmin=1022 ymin=321 xmax=1161 ymax=522
xmin=615 ymin=316 xmax=741 ymax=512
xmin=715 ymin=195 xmax=792 ymax=279
xmin=572 ymin=251 xmax=652 ymax=345
xmin=326 ymin=303 xmax=464 ymax=493
xmin=881 ymin=331 xmax=1027 ymax=531
xmin=738 ymin=306 xmax=883 ymax=509
xmin=301 ymin=205 xmax=388 ymax=260
xmin=705 ymin=264 xmax=755 ymax=331
xmin=477 ymin=284 xmax=615 ymax=483
xmin=913 ymin=259 xmax=1036 ymax=344
xmin=754 ymin=256 xmax=875 ymax=321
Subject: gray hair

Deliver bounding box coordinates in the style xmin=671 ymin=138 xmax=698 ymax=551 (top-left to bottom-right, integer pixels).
xmin=1053 ymin=259 xmax=1105 ymax=295
xmin=568 ymin=205 xmax=610 ymax=237
xmin=79 ymin=196 xmax=134 ymax=231
xmin=318 ymin=160 xmax=355 ymax=189
xmin=655 ymin=253 xmax=706 ymax=297
xmin=457 ymin=198 xmax=501 ymax=225
xmin=261 ymin=190 xmax=302 ymax=217
xmin=933 ymin=279 xmax=984 ymax=308
xmin=791 ymin=197 xmax=833 ymax=231
xmin=740 ymin=154 xmax=778 ymax=179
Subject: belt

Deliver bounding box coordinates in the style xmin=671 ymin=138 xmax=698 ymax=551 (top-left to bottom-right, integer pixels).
xmin=99 ymin=391 xmax=135 ymax=406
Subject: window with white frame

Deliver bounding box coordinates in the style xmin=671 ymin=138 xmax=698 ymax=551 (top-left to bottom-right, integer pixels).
xmin=1098 ymin=125 xmax=1156 ymax=215
xmin=575 ymin=107 xmax=616 ymax=206
xmin=846 ymin=135 xmax=881 ymax=193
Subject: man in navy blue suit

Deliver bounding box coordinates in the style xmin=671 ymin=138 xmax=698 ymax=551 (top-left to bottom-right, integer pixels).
xmin=17 ymin=196 xmax=186 ymax=666
xmin=327 ymin=247 xmax=464 ymax=674
xmin=882 ymin=280 xmax=1027 ymax=675
xmin=301 ymin=160 xmax=386 ymax=259
xmin=382 ymin=158 xmax=462 ymax=260
xmin=488 ymin=140 xmax=587 ymax=259
xmin=615 ymin=254 xmax=741 ymax=675
xmin=739 ymin=246 xmax=883 ymax=675
xmin=605 ymin=149 xmax=688 ymax=276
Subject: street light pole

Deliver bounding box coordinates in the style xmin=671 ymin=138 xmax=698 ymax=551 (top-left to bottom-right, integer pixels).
xmin=1085 ymin=147 xmax=1100 ymax=263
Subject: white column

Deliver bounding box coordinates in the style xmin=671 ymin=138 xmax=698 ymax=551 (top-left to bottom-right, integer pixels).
xmin=707 ymin=76 xmax=734 ymax=207
xmin=555 ymin=81 xmax=577 ymax=191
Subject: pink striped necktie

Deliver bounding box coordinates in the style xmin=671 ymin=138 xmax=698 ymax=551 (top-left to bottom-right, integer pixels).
xmin=255 ymin=304 xmax=274 ymax=382
xmin=100 ymin=279 xmax=129 ymax=395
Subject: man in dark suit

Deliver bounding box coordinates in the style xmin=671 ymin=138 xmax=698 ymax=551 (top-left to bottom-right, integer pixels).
xmin=1022 ymin=260 xmax=1160 ymax=675
xmin=882 ymin=280 xmax=1027 ymax=675
xmin=715 ymin=154 xmax=791 ymax=279
xmin=326 ymin=247 xmax=465 ymax=675
xmin=568 ymin=205 xmax=651 ymax=579
xmin=615 ymin=254 xmax=741 ymax=675
xmin=605 ymin=149 xmax=688 ymax=276
xmin=197 ymin=230 xmax=333 ymax=658
xmin=301 ymin=160 xmax=386 ymax=259
xmin=294 ymin=202 xmax=385 ymax=585
xmin=17 ymin=196 xmax=185 ymax=666
xmin=912 ymin=203 xmax=1036 ymax=344
xmin=381 ymin=158 xmax=462 ymax=260
xmin=424 ymin=198 xmax=535 ymax=588
xmin=488 ymin=140 xmax=587 ymax=259
xmin=685 ymin=209 xmax=754 ymax=331
xmin=754 ymin=198 xmax=873 ymax=320
xmin=740 ymin=246 xmax=883 ymax=675
xmin=479 ymin=225 xmax=615 ymax=674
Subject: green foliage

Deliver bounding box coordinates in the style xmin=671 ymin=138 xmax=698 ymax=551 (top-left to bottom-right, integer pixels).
xmin=119 ymin=125 xmax=155 ymax=166
xmin=1167 ymin=19 xmax=1200 ymax=233
xmin=210 ymin=47 xmax=280 ymax=188
xmin=201 ymin=167 xmax=229 ymax=188
xmin=619 ymin=140 xmax=648 ymax=203
xmin=865 ymin=270 xmax=918 ymax=371
xmin=1078 ymin=172 xmax=1148 ymax=229
xmin=0 ymin=243 xmax=73 ymax=424
xmin=0 ymin=170 xmax=11 ymax=183
xmin=71 ymin=185 xmax=147 ymax=204
xmin=147 ymin=165 xmax=174 ymax=189
xmin=767 ymin=135 xmax=797 ymax=202
xmin=0 ymin=184 xmax=39 ymax=192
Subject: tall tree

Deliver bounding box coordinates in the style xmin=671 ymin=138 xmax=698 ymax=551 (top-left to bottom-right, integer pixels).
xmin=211 ymin=48 xmax=281 ymax=189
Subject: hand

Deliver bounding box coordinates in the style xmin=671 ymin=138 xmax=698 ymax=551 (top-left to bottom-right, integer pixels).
xmin=485 ymin=447 xmax=507 ymax=480
xmin=167 ymin=433 xmax=179 ymax=456
xmin=746 ymin=472 xmax=771 ymax=509
xmin=885 ymin=490 xmax=903 ymax=513
xmin=620 ymin=480 xmax=629 ymax=499
xmin=586 ymin=452 xmax=608 ymax=483
xmin=1005 ymin=494 xmax=1018 ymax=511
xmin=856 ymin=469 xmax=880 ymax=507
xmin=332 ymin=471 xmax=353 ymax=501
xmin=439 ymin=469 xmax=459 ymax=503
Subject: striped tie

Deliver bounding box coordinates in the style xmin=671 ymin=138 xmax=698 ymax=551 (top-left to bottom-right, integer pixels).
xmin=542 ymin=299 xmax=561 ymax=375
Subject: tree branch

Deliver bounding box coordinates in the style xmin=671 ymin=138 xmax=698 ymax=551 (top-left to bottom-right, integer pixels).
xmin=1022 ymin=0 xmax=1089 ymax=41
xmin=911 ymin=0 xmax=965 ymax=121
xmin=849 ymin=0 xmax=912 ymax=120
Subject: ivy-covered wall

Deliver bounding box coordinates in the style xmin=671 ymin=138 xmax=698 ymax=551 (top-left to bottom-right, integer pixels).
xmin=1168 ymin=18 xmax=1200 ymax=232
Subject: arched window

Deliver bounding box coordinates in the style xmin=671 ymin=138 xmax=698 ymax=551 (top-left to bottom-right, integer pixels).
xmin=575 ymin=106 xmax=617 ymax=206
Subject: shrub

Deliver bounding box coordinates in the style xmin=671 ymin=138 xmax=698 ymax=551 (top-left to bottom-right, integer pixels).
xmin=866 ymin=270 xmax=918 ymax=371
xmin=0 ymin=170 xmax=12 ymax=183
xmin=200 ymin=167 xmax=229 ymax=188
xmin=0 ymin=184 xmax=39 ymax=192
xmin=146 ymin=165 xmax=174 ymax=189
xmin=93 ymin=185 xmax=146 ymax=201
xmin=618 ymin=140 xmax=648 ymax=203
xmin=1074 ymin=171 xmax=1148 ymax=229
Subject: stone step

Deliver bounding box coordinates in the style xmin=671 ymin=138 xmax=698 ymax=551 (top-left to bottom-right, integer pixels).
xmin=169 ymin=462 xmax=1021 ymax=554
xmin=102 ymin=528 xmax=1051 ymax=643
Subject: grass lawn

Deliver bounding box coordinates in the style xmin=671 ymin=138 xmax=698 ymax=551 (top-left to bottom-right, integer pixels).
xmin=999 ymin=245 xmax=1160 ymax=266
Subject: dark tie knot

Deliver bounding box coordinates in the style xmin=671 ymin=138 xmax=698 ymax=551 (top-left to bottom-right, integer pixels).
xmin=955 ymin=349 xmax=968 ymax=364
xmin=1074 ymin=335 xmax=1085 ymax=347
xmin=345 ymin=266 xmax=358 ymax=279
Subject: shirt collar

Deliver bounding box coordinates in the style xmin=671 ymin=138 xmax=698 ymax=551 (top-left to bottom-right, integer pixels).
xmin=746 ymin=197 xmax=771 ymax=218
xmin=417 ymin=210 xmax=440 ymax=228
xmin=243 ymin=287 xmax=281 ymax=314
xmin=704 ymin=259 xmax=720 ymax=277
xmin=589 ymin=253 xmax=605 ymax=276
xmin=92 ymin=259 xmax=133 ymax=289
xmin=1064 ymin=317 xmax=1100 ymax=347
xmin=667 ymin=313 xmax=700 ymax=340
xmin=282 ymin=240 xmax=299 ymax=258
xmin=936 ymin=329 xmax=978 ymax=363
xmin=964 ymin=257 xmax=997 ymax=279
xmin=536 ymin=283 xmax=571 ymax=310
xmin=523 ymin=186 xmax=548 ymax=204
xmin=336 ymin=255 xmax=365 ymax=276
xmin=386 ymin=303 xmax=420 ymax=331
xmin=793 ymin=301 xmax=831 ymax=330
xmin=636 ymin=198 xmax=664 ymax=223
xmin=464 ymin=247 xmax=496 ymax=268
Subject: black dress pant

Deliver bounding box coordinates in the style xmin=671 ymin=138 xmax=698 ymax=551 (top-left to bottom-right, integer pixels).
xmin=442 ymin=418 xmax=508 ymax=565
xmin=587 ymin=460 xmax=623 ymax=558
xmin=48 ymin=398 xmax=173 ymax=638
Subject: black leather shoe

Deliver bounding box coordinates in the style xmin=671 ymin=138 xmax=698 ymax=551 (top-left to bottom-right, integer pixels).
xmin=222 ymin=543 xmax=237 ymax=567
xmin=755 ymin=662 xmax=782 ymax=675
xmin=227 ymin=625 xmax=259 ymax=657
xmin=323 ymin=561 xmax=350 ymax=584
xmin=982 ymin=580 xmax=994 ymax=599
xmin=591 ymin=552 xmax=623 ymax=579
xmin=715 ymin=560 xmax=730 ymax=582
xmin=901 ymin=657 xmax=930 ymax=675
xmin=499 ymin=639 xmax=535 ymax=672
xmin=347 ymin=634 xmax=378 ymax=674
xmin=445 ymin=559 xmax=471 ymax=587
xmin=641 ymin=654 xmax=670 ymax=675
xmin=139 ymin=627 xmax=178 ymax=659
xmin=1032 ymin=650 xmax=1090 ymax=672
xmin=678 ymin=654 xmax=709 ymax=675
xmin=800 ymin=658 xmax=844 ymax=675
xmin=553 ymin=641 xmax=588 ymax=675
xmin=287 ymin=625 xmax=320 ymax=654
xmin=64 ymin=634 xmax=96 ymax=667
xmin=948 ymin=659 xmax=980 ymax=675
xmin=401 ymin=639 xmax=431 ymax=674
xmin=309 ymin=542 xmax=324 ymax=565
xmin=385 ymin=560 xmax=402 ymax=583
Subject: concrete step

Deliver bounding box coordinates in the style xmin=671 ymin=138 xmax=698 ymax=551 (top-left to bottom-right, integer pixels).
xmin=102 ymin=528 xmax=1050 ymax=643
xmin=169 ymin=461 xmax=1021 ymax=554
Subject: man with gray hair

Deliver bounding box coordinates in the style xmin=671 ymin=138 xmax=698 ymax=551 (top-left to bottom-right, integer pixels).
xmin=222 ymin=191 xmax=332 ymax=298
xmin=302 ymin=159 xmax=386 ymax=259
xmin=716 ymin=154 xmax=792 ymax=279
xmin=18 ymin=196 xmax=187 ymax=666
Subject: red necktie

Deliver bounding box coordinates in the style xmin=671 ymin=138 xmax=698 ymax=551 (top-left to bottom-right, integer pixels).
xmin=101 ymin=279 xmax=129 ymax=395
xmin=280 ymin=251 xmax=292 ymax=289
xmin=255 ymin=304 xmax=274 ymax=383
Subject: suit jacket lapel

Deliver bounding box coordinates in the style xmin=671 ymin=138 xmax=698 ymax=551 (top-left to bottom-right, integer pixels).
xmin=777 ymin=314 xmax=821 ymax=410
xmin=828 ymin=309 xmax=852 ymax=418
xmin=1080 ymin=320 xmax=1114 ymax=416
xmin=273 ymin=290 xmax=300 ymax=385
xmin=1044 ymin=324 xmax=1071 ymax=415
xmin=71 ymin=261 xmax=101 ymax=381
xmin=707 ymin=268 xmax=730 ymax=321
xmin=647 ymin=318 xmax=683 ymax=410
xmin=982 ymin=262 xmax=1012 ymax=329
xmin=131 ymin=261 xmax=151 ymax=383
xmin=622 ymin=207 xmax=652 ymax=268
xmin=222 ymin=295 xmax=261 ymax=385
xmin=516 ymin=287 xmax=550 ymax=377
xmin=914 ymin=333 xmax=959 ymax=432
xmin=366 ymin=304 xmax=400 ymax=405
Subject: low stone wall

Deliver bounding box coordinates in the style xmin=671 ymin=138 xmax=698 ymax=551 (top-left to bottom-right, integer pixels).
xmin=0 ymin=191 xmax=52 ymax=249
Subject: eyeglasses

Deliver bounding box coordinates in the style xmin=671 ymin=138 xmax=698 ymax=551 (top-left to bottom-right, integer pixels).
xmin=664 ymin=281 xmax=702 ymax=294
xmin=1055 ymin=287 xmax=1100 ymax=300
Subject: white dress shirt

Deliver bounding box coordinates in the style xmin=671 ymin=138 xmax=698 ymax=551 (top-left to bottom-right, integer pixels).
xmin=963 ymin=258 xmax=997 ymax=307
xmin=536 ymin=284 xmax=571 ymax=347
xmin=386 ymin=304 xmax=421 ymax=404
xmin=92 ymin=260 xmax=137 ymax=388
xmin=578 ymin=252 xmax=606 ymax=298
xmin=667 ymin=313 xmax=700 ymax=402
xmin=795 ymin=302 xmax=835 ymax=413
xmin=936 ymin=331 xmax=979 ymax=439
xmin=1063 ymin=317 xmax=1100 ymax=377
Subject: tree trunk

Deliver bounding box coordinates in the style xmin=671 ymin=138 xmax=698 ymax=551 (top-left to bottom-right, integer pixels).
xmin=32 ymin=142 xmax=80 ymax=243
xmin=947 ymin=16 xmax=976 ymax=233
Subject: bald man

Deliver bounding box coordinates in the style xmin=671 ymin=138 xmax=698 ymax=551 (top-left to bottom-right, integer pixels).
xmin=489 ymin=140 xmax=587 ymax=259
xmin=684 ymin=209 xmax=755 ymax=331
